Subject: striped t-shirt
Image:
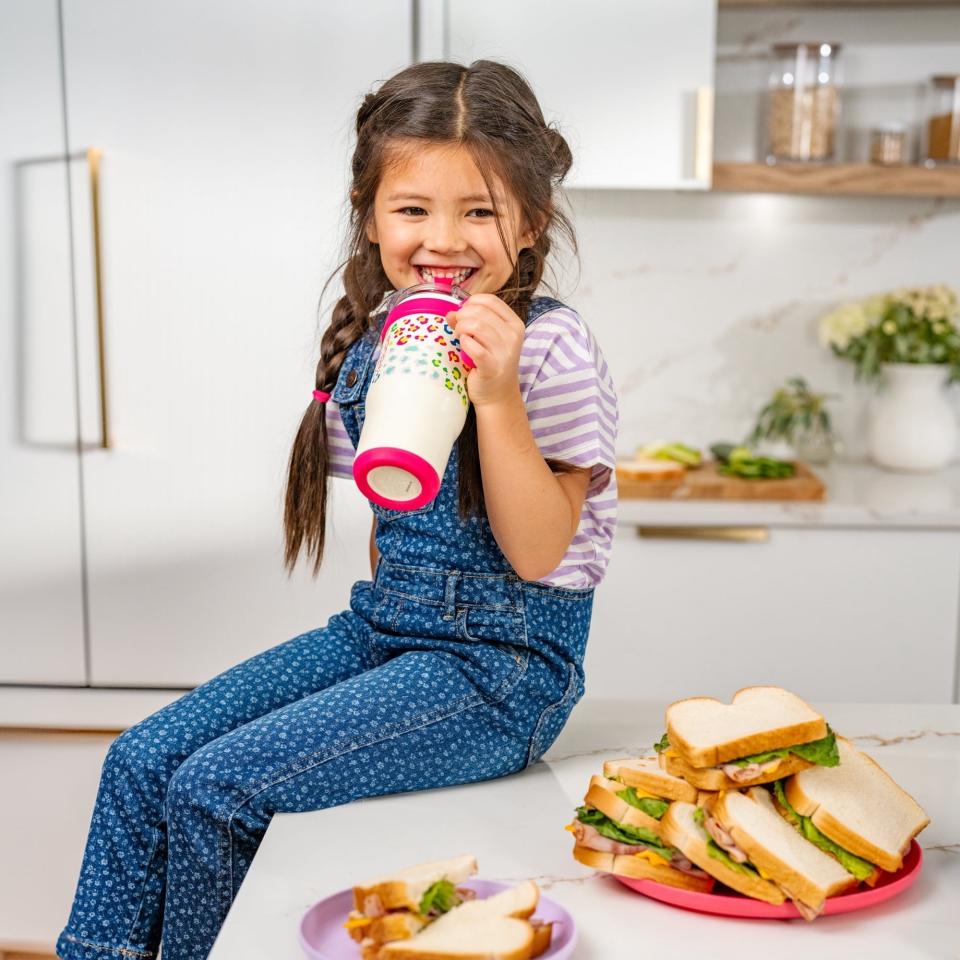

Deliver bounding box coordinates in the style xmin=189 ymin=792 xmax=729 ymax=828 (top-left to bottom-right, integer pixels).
xmin=327 ymin=303 xmax=619 ymax=589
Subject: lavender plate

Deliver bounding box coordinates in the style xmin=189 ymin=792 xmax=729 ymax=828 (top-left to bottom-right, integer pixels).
xmin=299 ymin=878 xmax=576 ymax=960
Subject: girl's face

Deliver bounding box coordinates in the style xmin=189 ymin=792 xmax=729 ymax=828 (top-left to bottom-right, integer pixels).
xmin=365 ymin=141 xmax=535 ymax=296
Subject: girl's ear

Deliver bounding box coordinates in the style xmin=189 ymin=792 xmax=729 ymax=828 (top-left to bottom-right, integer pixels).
xmin=365 ymin=217 xmax=379 ymax=245
xmin=520 ymin=223 xmax=541 ymax=251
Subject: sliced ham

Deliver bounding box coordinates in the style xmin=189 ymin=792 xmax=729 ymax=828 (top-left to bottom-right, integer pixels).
xmin=362 ymin=893 xmax=385 ymax=918
xmin=573 ymin=821 xmax=647 ymax=857
xmin=721 ymin=758 xmax=783 ymax=783
xmin=705 ymin=816 xmax=748 ymax=864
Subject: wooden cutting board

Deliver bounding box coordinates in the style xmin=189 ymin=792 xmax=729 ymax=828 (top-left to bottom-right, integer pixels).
xmin=617 ymin=460 xmax=826 ymax=501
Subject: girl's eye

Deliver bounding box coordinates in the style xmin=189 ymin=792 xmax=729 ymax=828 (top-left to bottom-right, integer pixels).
xmin=467 ymin=208 xmax=496 ymax=218
xmin=397 ymin=206 xmax=427 ymax=216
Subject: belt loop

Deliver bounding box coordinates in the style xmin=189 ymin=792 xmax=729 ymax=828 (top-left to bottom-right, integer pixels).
xmin=442 ymin=571 xmax=459 ymax=621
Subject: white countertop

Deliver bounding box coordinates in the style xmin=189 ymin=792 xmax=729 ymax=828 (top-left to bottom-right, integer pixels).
xmin=617 ymin=459 xmax=960 ymax=530
xmin=209 ymin=698 xmax=960 ymax=960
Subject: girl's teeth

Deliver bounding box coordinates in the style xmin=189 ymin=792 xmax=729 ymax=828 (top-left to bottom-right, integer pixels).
xmin=419 ymin=267 xmax=473 ymax=283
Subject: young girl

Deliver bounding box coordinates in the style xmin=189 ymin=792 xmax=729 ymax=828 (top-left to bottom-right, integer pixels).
xmin=57 ymin=60 xmax=618 ymax=960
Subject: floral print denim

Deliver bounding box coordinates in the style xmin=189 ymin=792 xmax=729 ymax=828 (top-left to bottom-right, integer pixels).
xmin=57 ymin=298 xmax=592 ymax=960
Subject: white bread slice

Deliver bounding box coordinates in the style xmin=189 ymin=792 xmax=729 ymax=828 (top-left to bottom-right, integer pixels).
xmin=603 ymin=756 xmax=698 ymax=802
xmin=784 ymin=737 xmax=930 ymax=873
xmin=663 ymin=750 xmax=813 ymax=790
xmin=381 ymin=881 xmax=540 ymax=960
xmin=572 ymin=842 xmax=714 ymax=892
xmin=660 ymin=800 xmax=785 ymax=904
xmin=666 ymin=686 xmax=827 ymax=768
xmin=713 ymin=789 xmax=857 ymax=913
xmin=617 ymin=457 xmax=686 ymax=481
xmin=584 ymin=775 xmax=663 ymax=836
xmin=353 ymin=854 xmax=478 ymax=913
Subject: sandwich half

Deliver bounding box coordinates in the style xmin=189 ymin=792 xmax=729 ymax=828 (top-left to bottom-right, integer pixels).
xmin=779 ymin=736 xmax=929 ymax=876
xmin=347 ymin=854 xmax=478 ymax=957
xmin=661 ymin=790 xmax=857 ymax=919
xmin=380 ymin=880 xmax=551 ymax=960
xmin=655 ymin=686 xmax=839 ymax=790
xmin=570 ymin=770 xmax=714 ymax=891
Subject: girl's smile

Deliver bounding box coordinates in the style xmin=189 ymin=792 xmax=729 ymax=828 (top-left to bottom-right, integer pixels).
xmin=365 ymin=141 xmax=535 ymax=296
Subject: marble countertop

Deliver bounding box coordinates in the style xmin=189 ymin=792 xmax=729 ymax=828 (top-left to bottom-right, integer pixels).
xmin=209 ymin=698 xmax=960 ymax=960
xmin=617 ymin=459 xmax=960 ymax=530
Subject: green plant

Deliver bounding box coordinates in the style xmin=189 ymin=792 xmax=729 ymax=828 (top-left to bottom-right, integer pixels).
xmin=747 ymin=377 xmax=836 ymax=447
xmin=819 ymin=284 xmax=960 ymax=385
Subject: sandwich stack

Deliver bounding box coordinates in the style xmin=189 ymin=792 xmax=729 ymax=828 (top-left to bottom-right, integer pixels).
xmin=568 ymin=686 xmax=929 ymax=921
xmin=345 ymin=855 xmax=554 ymax=960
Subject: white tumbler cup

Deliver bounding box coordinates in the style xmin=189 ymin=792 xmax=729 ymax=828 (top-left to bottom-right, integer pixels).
xmin=353 ymin=278 xmax=472 ymax=510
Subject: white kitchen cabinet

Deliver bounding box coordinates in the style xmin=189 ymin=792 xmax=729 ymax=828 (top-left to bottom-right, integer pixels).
xmin=433 ymin=0 xmax=716 ymax=190
xmin=588 ymin=524 xmax=960 ymax=703
xmin=0 ymin=0 xmax=87 ymax=683
xmin=0 ymin=730 xmax=115 ymax=950
xmin=55 ymin=0 xmax=409 ymax=686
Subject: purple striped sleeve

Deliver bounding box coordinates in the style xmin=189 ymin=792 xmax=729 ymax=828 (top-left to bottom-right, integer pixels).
xmin=519 ymin=305 xmax=620 ymax=589
xmin=325 ymin=402 xmax=355 ymax=479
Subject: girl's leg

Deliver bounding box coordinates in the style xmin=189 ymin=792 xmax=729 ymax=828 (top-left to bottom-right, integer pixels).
xmin=158 ymin=647 xmax=532 ymax=960
xmin=56 ymin=605 xmax=378 ymax=960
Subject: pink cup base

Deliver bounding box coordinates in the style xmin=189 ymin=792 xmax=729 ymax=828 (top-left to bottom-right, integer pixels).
xmin=353 ymin=447 xmax=441 ymax=511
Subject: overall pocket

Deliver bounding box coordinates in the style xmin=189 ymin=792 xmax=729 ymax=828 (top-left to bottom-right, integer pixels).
xmin=525 ymin=661 xmax=584 ymax=767
xmin=372 ymin=497 xmax=436 ymax=524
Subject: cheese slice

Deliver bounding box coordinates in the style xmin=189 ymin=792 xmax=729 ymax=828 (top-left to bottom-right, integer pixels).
xmin=632 ymin=849 xmax=671 ymax=866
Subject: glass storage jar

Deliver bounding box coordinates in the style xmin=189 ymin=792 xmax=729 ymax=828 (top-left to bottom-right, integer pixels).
xmin=767 ymin=42 xmax=842 ymax=162
xmin=926 ymin=74 xmax=960 ymax=163
xmin=870 ymin=123 xmax=908 ymax=165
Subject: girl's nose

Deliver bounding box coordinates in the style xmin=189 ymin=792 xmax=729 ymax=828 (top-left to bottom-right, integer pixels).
xmin=424 ymin=217 xmax=467 ymax=255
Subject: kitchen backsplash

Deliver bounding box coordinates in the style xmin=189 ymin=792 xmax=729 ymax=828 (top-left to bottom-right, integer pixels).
xmin=558 ymin=189 xmax=960 ymax=461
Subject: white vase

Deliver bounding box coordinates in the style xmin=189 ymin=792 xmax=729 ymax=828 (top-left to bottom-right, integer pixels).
xmin=867 ymin=363 xmax=957 ymax=473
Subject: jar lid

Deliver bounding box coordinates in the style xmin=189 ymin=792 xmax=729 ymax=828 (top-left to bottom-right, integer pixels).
xmin=931 ymin=74 xmax=959 ymax=87
xmin=772 ymin=42 xmax=842 ymax=55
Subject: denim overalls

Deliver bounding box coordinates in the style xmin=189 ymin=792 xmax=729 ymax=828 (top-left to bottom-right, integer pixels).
xmin=57 ymin=297 xmax=593 ymax=960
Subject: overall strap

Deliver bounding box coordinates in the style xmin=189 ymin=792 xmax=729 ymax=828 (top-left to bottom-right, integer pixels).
xmin=525 ymin=296 xmax=566 ymax=327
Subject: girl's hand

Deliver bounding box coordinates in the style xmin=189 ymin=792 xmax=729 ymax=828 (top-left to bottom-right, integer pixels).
xmin=446 ymin=294 xmax=525 ymax=408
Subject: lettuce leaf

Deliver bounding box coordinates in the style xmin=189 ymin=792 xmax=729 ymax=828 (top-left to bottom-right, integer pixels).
xmin=653 ymin=732 xmax=670 ymax=754
xmin=732 ymin=726 xmax=839 ymax=768
xmin=418 ymin=879 xmax=462 ymax=917
xmin=617 ymin=787 xmax=669 ymax=820
xmin=575 ymin=806 xmax=673 ymax=861
xmin=706 ymin=838 xmax=760 ymax=877
xmin=772 ymin=780 xmax=874 ymax=881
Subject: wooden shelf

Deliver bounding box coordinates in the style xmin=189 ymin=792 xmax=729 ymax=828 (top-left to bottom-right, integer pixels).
xmin=712 ymin=161 xmax=960 ymax=197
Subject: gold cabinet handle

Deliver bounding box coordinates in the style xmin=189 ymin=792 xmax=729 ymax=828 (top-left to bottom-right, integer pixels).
xmin=693 ymin=86 xmax=714 ymax=186
xmin=636 ymin=526 xmax=769 ymax=543
xmin=86 ymin=147 xmax=110 ymax=449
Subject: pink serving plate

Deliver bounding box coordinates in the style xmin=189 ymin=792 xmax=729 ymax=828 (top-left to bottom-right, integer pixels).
xmin=300 ymin=878 xmax=577 ymax=960
xmin=614 ymin=839 xmax=922 ymax=919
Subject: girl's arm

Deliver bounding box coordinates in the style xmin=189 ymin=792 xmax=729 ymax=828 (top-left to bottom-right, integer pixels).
xmin=476 ymin=396 xmax=590 ymax=580
xmin=369 ymin=516 xmax=379 ymax=577
xmin=448 ymin=294 xmax=592 ymax=582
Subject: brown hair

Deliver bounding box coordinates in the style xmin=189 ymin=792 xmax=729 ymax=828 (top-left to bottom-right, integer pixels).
xmin=283 ymin=60 xmax=577 ymax=576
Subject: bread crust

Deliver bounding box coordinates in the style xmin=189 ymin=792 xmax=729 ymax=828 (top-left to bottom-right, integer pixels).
xmin=784 ymin=759 xmax=929 ymax=874
xmin=604 ymin=757 xmax=698 ymax=803
xmin=659 ymin=801 xmax=785 ymax=905
xmin=665 ymin=686 xmax=826 ymax=768
xmin=713 ymin=791 xmax=857 ymax=911
xmin=572 ymin=843 xmax=714 ymax=892
xmin=584 ymin=776 xmax=663 ymax=837
xmin=380 ymin=920 xmax=535 ymax=960
xmin=663 ymin=750 xmax=813 ymax=790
